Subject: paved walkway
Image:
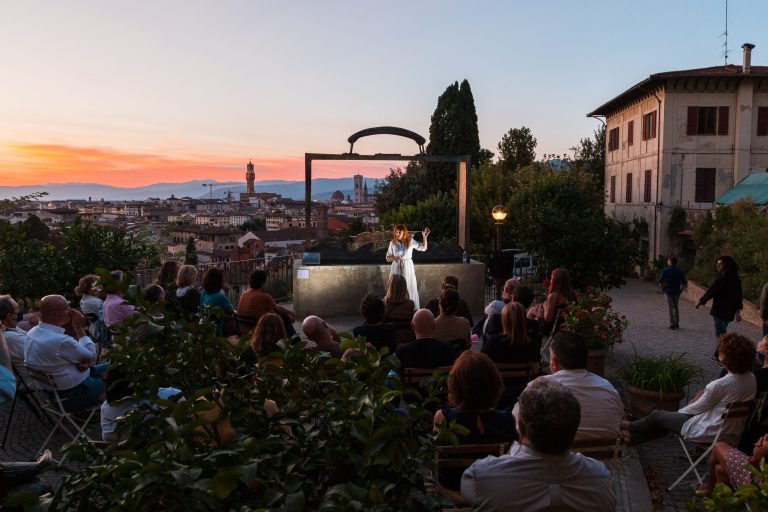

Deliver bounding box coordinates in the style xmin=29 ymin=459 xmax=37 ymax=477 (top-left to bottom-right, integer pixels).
xmin=1 ymin=277 xmax=761 ymax=510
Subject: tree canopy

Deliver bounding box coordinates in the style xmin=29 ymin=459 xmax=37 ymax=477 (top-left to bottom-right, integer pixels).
xmin=497 ymin=126 xmax=537 ymax=172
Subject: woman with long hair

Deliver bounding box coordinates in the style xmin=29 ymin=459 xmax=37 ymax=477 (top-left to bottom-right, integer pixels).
xmin=241 ymin=313 xmax=287 ymax=365
xmin=385 ymin=224 xmax=430 ymax=309
xmin=697 ymin=255 xmax=743 ymax=356
xmin=433 ymin=351 xmax=516 ymax=490
xmin=174 ymin=264 xmax=200 ymax=318
xmin=482 ymin=302 xmax=540 ymax=408
xmin=383 ymin=274 xmax=416 ymax=345
xmin=200 ymin=268 xmax=234 ymax=334
xmin=155 ymin=260 xmax=180 ymax=296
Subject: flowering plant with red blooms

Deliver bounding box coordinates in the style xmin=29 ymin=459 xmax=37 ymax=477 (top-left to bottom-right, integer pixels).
xmin=562 ymin=288 xmax=628 ymax=350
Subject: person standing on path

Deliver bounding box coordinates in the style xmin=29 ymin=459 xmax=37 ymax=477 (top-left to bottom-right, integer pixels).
xmin=696 ymin=256 xmax=743 ymax=356
xmin=658 ymin=257 xmax=688 ymax=330
xmin=758 ymin=281 xmax=768 ymax=336
xmin=385 ymin=224 xmax=430 ymax=309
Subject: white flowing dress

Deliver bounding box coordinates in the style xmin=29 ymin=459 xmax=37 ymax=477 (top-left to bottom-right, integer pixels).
xmin=386 ymin=236 xmax=426 ymax=309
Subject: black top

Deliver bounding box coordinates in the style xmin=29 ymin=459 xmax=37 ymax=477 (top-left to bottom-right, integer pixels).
xmin=425 ymin=297 xmax=474 ymax=327
xmin=482 ymin=335 xmax=540 ymax=364
xmin=437 ymin=407 xmax=516 ymax=490
xmin=174 ymin=287 xmax=201 ymax=319
xmin=395 ymin=337 xmax=457 ymax=371
xmin=352 ymin=323 xmax=397 ymax=355
xmin=699 ymin=272 xmax=743 ymax=322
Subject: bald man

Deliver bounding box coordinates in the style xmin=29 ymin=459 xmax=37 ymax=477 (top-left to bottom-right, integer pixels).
xmin=301 ymin=315 xmax=342 ymax=358
xmin=395 ymin=309 xmax=457 ymax=372
xmin=25 ymin=295 xmax=107 ymax=410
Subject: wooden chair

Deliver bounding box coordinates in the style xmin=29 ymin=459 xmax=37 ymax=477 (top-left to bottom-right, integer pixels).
xmin=433 ymin=442 xmax=509 ymax=508
xmin=402 ymin=366 xmax=452 ymax=386
xmin=494 ymin=362 xmax=539 ymax=380
xmin=667 ymin=400 xmax=753 ymax=491
xmin=570 ymin=436 xmax=624 ymax=461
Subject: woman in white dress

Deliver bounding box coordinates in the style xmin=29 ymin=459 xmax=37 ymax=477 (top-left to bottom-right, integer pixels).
xmin=386 ymin=224 xmax=430 ymax=309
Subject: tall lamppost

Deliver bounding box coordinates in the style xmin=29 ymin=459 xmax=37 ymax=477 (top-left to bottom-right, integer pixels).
xmin=492 ymin=205 xmax=507 ymax=252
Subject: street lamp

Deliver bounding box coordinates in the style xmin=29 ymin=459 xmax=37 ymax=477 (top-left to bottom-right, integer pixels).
xmin=491 ymin=205 xmax=507 ymax=252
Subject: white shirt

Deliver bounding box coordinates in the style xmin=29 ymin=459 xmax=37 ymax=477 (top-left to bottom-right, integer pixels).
xmin=24 ymin=322 xmax=96 ymax=391
xmin=461 ymin=441 xmax=615 ymax=512
xmin=679 ymin=372 xmax=756 ymax=443
xmin=513 ymin=369 xmax=624 ymax=440
xmin=4 ymin=326 xmax=27 ymax=361
xmin=79 ymin=294 xmax=103 ymax=317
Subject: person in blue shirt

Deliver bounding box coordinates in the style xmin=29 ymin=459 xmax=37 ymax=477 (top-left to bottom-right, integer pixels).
xmin=659 ymin=257 xmax=688 ymax=330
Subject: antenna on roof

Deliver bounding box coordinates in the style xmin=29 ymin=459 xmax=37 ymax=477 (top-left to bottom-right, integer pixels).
xmin=721 ymin=0 xmax=729 ymax=65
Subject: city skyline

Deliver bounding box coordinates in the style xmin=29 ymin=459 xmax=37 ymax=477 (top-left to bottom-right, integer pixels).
xmin=1 ymin=0 xmax=767 ymax=187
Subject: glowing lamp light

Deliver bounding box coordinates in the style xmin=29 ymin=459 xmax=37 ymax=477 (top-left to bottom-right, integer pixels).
xmin=491 ymin=205 xmax=507 ymax=222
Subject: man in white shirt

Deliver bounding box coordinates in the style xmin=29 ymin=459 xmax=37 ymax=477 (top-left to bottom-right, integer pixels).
xmin=25 ymin=295 xmax=107 ymax=410
xmin=513 ymin=331 xmax=624 ymax=441
xmin=462 ymin=379 xmax=615 ymax=511
xmin=0 ymin=295 xmax=27 ymax=361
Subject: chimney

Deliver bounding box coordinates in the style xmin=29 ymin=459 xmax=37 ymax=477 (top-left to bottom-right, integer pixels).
xmin=742 ymin=43 xmax=755 ymax=74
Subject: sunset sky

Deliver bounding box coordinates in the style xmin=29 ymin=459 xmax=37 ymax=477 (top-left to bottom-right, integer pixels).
xmin=1 ymin=0 xmax=767 ymax=187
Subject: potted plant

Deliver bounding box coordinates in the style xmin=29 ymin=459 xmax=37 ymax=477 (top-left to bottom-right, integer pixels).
xmin=619 ymin=348 xmax=702 ymax=418
xmin=561 ymin=289 xmax=627 ymax=376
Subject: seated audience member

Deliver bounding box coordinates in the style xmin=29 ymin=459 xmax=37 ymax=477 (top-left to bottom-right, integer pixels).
xmin=74 ymin=274 xmax=103 ymax=317
xmin=433 ymin=351 xmax=516 ymax=490
xmin=383 ymin=274 xmax=416 ymax=345
xmin=301 ymin=315 xmax=342 ymax=358
xmin=155 ymin=260 xmax=180 ymax=297
xmin=479 ymin=282 xmax=535 ymax=342
xmin=17 ymin=310 xmax=39 ymax=332
xmin=174 ymin=264 xmax=201 ymax=319
xmin=754 ymin=335 xmax=768 ymax=394
xmin=352 ymin=294 xmax=397 ymax=355
xmin=200 ymin=268 xmax=235 ymax=335
xmin=143 ymin=284 xmax=166 ymax=305
xmin=700 ymin=433 xmax=768 ymax=495
xmin=0 ymin=449 xmax=54 ymax=503
xmin=241 ymin=313 xmax=288 ymax=366
xmin=461 ymin=379 xmax=616 ymax=511
xmin=236 ymin=270 xmax=296 ymax=336
xmin=0 ymin=294 xmax=27 ymax=361
xmin=623 ymin=333 xmax=756 ymax=445
xmin=528 ymin=268 xmax=577 ymax=337
xmin=103 ymin=271 xmax=136 ymax=327
xmin=514 ymin=331 xmax=623 ymax=441
xmin=432 ymin=288 xmax=472 ymax=351
xmin=395 ymin=309 xmax=457 ymax=372
xmin=0 ymin=330 xmax=17 ymax=406
xmin=426 ymin=276 xmax=473 ymax=326
xmin=24 ymin=295 xmax=107 ymax=410
xmin=483 ymin=302 xmax=540 ymax=408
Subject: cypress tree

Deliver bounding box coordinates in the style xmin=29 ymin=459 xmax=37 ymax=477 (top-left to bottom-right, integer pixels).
xmin=184 ymin=236 xmax=198 ymax=265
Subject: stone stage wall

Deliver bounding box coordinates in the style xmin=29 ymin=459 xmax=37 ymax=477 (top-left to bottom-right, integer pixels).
xmin=293 ymin=261 xmax=486 ymax=319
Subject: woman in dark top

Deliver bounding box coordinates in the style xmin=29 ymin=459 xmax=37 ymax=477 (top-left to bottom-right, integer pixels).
xmin=697 ymin=255 xmax=743 ymax=356
xmin=383 ymin=274 xmax=416 ymax=345
xmin=483 ymin=302 xmax=540 ymax=408
xmin=155 ymin=260 xmax=180 ymax=297
xmin=352 ymin=293 xmax=397 ymax=355
xmin=241 ymin=313 xmax=287 ymax=366
xmin=174 ymin=264 xmax=201 ymax=319
xmin=433 ymin=351 xmax=516 ymax=490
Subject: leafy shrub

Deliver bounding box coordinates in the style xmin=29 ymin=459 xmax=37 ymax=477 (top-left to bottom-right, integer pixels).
xmin=561 ymin=289 xmax=628 ymax=350
xmin=686 ymin=459 xmax=768 ymax=511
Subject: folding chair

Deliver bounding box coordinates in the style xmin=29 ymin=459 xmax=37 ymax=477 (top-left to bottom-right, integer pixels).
xmin=1 ymin=362 xmax=51 ymax=448
xmin=667 ymin=400 xmax=753 ymax=491
xmin=26 ymin=367 xmax=100 ymax=455
xmin=433 ymin=442 xmax=509 ymax=508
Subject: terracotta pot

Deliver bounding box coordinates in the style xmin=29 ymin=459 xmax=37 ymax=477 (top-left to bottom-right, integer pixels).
xmin=586 ymin=349 xmax=607 ymax=377
xmin=626 ymin=385 xmax=685 ymax=418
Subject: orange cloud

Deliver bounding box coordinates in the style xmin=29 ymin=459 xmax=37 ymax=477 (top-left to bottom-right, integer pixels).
xmin=0 ymin=143 xmax=397 ymax=187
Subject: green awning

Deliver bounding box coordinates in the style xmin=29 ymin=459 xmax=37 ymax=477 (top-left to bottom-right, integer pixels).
xmin=715 ymin=173 xmax=768 ymax=205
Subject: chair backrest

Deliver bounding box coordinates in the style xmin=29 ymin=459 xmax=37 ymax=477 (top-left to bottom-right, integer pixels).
xmin=435 ymin=442 xmax=509 ymax=469
xmin=715 ymin=399 xmax=754 ymax=446
xmin=234 ymin=312 xmax=258 ymax=335
xmin=570 ymin=436 xmax=624 ymax=460
xmin=403 ymin=366 xmax=451 ymax=385
xmin=722 ymin=400 xmax=754 ymax=421
xmin=495 ymin=362 xmax=539 ymax=380
xmin=25 ymin=366 xmax=57 ymax=391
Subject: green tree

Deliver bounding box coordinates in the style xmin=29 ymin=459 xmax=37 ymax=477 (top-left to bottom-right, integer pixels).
xmin=184 ymin=236 xmax=198 ymax=265
xmin=20 ymin=214 xmax=50 ymax=241
xmin=469 ymin=161 xmax=515 ymax=251
xmin=374 ymin=163 xmax=431 ymax=216
xmin=380 ymin=191 xmax=456 ymax=243
xmin=510 ymin=169 xmax=639 ymax=289
xmin=239 ymin=218 xmax=266 ymax=232
xmin=497 ymin=126 xmax=537 ymax=172
xmin=425 ymin=79 xmax=482 ymax=193
xmin=571 ymin=125 xmax=606 ymax=188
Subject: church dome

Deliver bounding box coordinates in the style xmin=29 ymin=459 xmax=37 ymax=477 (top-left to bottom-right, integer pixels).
xmin=331 ymin=190 xmax=345 ymax=202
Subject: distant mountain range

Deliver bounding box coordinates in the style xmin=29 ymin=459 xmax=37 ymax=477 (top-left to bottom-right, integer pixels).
xmin=0 ymin=178 xmax=379 ymax=202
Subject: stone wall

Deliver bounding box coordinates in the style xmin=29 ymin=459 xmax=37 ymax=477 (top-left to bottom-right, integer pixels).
xmin=293 ymin=261 xmax=486 ymax=319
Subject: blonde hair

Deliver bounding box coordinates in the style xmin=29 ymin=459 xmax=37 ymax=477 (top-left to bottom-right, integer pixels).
xmin=500 ymin=302 xmax=528 ymax=347
xmin=384 ymin=274 xmax=410 ymax=303
xmin=392 ymin=224 xmax=410 ymax=243
xmin=176 ymin=265 xmax=198 ymax=288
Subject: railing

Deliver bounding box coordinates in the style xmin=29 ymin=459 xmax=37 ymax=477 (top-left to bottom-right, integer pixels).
xmin=133 ymin=256 xmax=294 ymax=305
